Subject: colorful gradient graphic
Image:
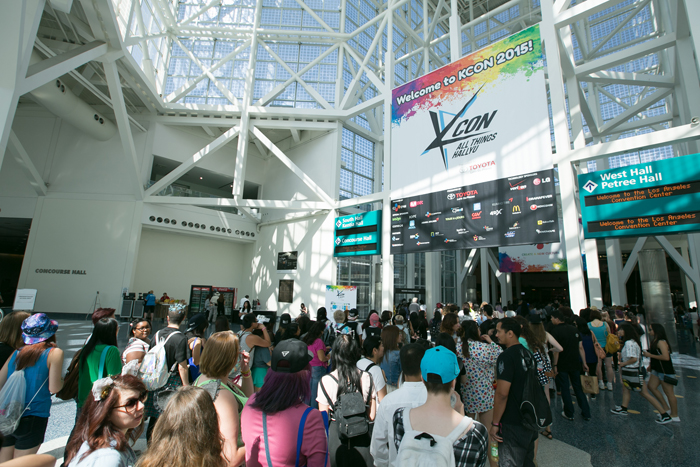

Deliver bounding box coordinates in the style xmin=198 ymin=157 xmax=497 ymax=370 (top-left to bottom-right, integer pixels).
xmin=499 ymin=249 xmax=568 ymax=273
xmin=392 ymin=25 xmax=544 ymax=126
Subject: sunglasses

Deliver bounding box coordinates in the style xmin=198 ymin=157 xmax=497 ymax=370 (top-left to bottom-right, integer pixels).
xmin=114 ymin=391 xmax=148 ymax=414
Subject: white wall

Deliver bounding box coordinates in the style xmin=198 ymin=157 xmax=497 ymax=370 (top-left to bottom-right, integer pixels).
xmin=133 ymin=228 xmax=252 ymax=303
xmin=250 ymin=128 xmax=341 ymax=317
xmin=17 ymin=197 xmax=140 ymax=314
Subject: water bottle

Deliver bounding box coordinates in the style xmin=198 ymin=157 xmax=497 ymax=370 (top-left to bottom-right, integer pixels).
xmin=490 ymin=440 xmax=499 ymax=461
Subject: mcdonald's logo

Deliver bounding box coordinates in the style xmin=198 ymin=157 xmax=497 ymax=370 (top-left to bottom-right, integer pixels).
xmin=512 ymin=205 xmax=521 ymax=213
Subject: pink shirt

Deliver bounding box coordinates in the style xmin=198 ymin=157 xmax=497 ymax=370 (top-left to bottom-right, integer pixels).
xmin=241 ymin=396 xmax=329 ymax=467
xmin=308 ymin=338 xmax=327 ymax=367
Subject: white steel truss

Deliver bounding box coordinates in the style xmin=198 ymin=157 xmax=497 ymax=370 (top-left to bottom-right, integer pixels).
xmin=2 ymin=0 xmax=700 ymax=311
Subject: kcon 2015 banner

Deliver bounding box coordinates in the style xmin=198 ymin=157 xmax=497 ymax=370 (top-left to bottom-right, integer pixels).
xmin=390 ymin=25 xmax=552 ymax=198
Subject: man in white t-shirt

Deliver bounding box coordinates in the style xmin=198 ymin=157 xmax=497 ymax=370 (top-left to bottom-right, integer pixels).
xmin=357 ymin=336 xmax=387 ymax=403
xmin=370 ymin=343 xmax=429 ymax=467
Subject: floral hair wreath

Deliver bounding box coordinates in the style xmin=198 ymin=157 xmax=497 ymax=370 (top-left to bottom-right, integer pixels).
xmin=169 ymin=303 xmax=186 ymax=314
xmin=92 ymin=376 xmax=116 ymax=402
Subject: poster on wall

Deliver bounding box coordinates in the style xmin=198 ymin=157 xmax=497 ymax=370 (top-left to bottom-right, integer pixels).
xmin=325 ymin=286 xmax=357 ymax=318
xmin=499 ymin=241 xmax=567 ymax=273
xmin=279 ymin=280 xmax=294 ymax=303
xmin=277 ymin=251 xmax=298 ymax=274
xmin=578 ymin=153 xmax=700 ymax=238
xmin=390 ymin=25 xmax=551 ymax=197
xmin=13 ymin=289 xmax=37 ymax=311
xmin=390 ymin=169 xmax=559 ymax=254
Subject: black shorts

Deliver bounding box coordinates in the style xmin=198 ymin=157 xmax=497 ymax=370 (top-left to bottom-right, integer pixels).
xmin=145 ymin=305 xmax=155 ymax=313
xmin=2 ymin=415 xmax=49 ymax=450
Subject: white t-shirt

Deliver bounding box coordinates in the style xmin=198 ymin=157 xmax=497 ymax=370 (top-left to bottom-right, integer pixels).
xmin=357 ymin=357 xmax=386 ymax=393
xmin=370 ymin=382 xmax=428 ymax=467
xmin=317 ymin=369 xmax=377 ymax=407
xmin=621 ymin=340 xmax=641 ymax=368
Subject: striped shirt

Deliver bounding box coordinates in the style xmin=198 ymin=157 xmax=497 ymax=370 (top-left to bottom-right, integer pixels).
xmin=122 ymin=337 xmax=149 ymax=364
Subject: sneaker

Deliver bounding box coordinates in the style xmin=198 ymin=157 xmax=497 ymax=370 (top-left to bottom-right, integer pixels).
xmin=672 ymin=417 xmax=681 ymax=422
xmin=561 ymin=411 xmax=574 ymax=421
xmin=610 ymin=406 xmax=628 ymax=415
xmin=583 ymin=415 xmax=591 ymax=421
xmin=607 ymin=382 xmax=613 ymax=391
xmin=599 ymin=381 xmax=605 ymax=390
xmin=656 ymin=414 xmax=672 ymax=425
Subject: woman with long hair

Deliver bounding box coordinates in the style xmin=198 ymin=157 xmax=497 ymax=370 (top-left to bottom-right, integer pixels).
xmin=0 ymin=312 xmax=30 ymax=368
xmin=77 ymin=318 xmax=122 ymax=410
xmin=302 ymin=321 xmax=329 ymax=409
xmin=0 ymin=314 xmax=63 ymax=461
xmin=527 ymin=316 xmax=562 ymax=440
xmin=123 ymin=318 xmax=151 ymax=365
xmin=379 ymin=326 xmax=402 ymax=392
xmin=458 ymin=319 xmax=501 ymax=459
xmin=641 ymin=324 xmax=679 ymax=423
xmin=65 ymin=375 xmax=146 ymax=466
xmin=241 ymin=339 xmax=328 ymax=467
xmin=610 ymin=323 xmax=667 ymax=419
xmin=317 ymin=335 xmax=377 ymax=467
xmin=440 ymin=312 xmax=460 ymax=337
xmin=297 ymin=314 xmax=312 ymax=340
xmin=410 ymin=310 xmax=428 ymax=340
xmin=588 ymin=309 xmax=615 ymax=391
xmin=193 ymin=331 xmax=253 ymax=466
xmin=135 ymin=386 xmax=227 ymax=467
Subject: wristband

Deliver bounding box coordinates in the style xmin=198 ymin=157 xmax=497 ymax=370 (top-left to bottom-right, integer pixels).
xmin=240 ymin=370 xmax=251 ymax=378
xmin=492 ymin=422 xmax=501 ymax=426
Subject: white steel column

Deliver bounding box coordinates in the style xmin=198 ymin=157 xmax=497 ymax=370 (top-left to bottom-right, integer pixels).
xmin=682 ymin=0 xmax=700 ymax=79
xmin=541 ymin=0 xmax=588 ymax=311
xmin=480 ymin=249 xmax=489 ymax=305
xmin=232 ymin=0 xmax=262 ymax=198
xmin=0 ymin=0 xmax=43 ymax=168
xmin=381 ymin=0 xmax=395 ymax=312
xmin=426 ymin=252 xmax=441 ymax=312
xmin=449 ymin=0 xmax=462 ymax=63
xmin=605 ymin=238 xmax=628 ymax=306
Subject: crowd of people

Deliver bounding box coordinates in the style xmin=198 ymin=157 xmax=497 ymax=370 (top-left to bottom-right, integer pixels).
xmin=0 ymin=297 xmax=684 ymax=467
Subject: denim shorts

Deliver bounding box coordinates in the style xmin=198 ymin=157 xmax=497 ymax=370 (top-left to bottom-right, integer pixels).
xmin=650 ymin=369 xmax=675 ymax=380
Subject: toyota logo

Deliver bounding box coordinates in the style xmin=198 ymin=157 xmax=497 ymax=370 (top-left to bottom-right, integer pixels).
xmin=447 ymin=193 xmax=456 ymax=200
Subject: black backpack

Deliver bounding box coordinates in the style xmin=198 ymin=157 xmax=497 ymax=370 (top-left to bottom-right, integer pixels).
xmin=365 ymin=326 xmax=381 ymax=340
xmin=320 ymin=373 xmax=372 ymax=440
xmin=519 ymin=348 xmax=552 ymax=431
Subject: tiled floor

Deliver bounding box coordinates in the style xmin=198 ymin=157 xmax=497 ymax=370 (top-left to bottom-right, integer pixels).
xmin=40 ymin=320 xmax=700 ymax=466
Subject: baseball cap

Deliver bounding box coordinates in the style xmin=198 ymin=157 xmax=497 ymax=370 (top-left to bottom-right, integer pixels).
xmin=186 ymin=313 xmax=208 ymax=332
xmin=369 ymin=314 xmax=380 ymax=327
xmin=528 ymin=314 xmax=542 ymax=325
xmin=421 ymin=346 xmax=460 ymax=384
xmin=505 ymin=310 xmax=516 ymax=318
xmin=348 ymin=308 xmax=359 ymax=318
xmin=271 ymin=339 xmax=313 ymax=373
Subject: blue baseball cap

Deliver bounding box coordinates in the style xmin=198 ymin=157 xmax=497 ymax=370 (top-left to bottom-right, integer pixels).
xmin=421 ymin=346 xmax=460 ymax=384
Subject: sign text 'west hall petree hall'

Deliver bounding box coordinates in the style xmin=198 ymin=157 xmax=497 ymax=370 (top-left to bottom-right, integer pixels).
xmin=578 ymin=153 xmax=700 ymax=239
xmin=390 ymin=25 xmax=552 ymax=197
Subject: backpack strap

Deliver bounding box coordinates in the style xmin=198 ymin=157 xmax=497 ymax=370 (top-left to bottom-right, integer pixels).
xmin=319 ymin=376 xmax=336 ymax=413
xmin=263 ymin=412 xmax=274 ymax=467
xmin=98 ymin=346 xmax=110 ymax=379
xmin=295 ymin=407 xmax=313 ymax=467
xmin=365 ymin=362 xmax=376 ymax=372
xmin=445 ymin=416 xmax=471 ymax=444
xmin=321 ymin=411 xmax=329 ymax=467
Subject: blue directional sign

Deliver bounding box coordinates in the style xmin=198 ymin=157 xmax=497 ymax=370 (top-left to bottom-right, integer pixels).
xmin=578 ymin=153 xmax=700 ymax=238
xmin=334 ymin=210 xmax=381 ymax=257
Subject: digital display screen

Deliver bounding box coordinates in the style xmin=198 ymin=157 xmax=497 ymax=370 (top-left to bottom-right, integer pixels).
xmin=584 ymin=181 xmax=700 ymax=207
xmin=390 ymin=169 xmax=559 ymax=254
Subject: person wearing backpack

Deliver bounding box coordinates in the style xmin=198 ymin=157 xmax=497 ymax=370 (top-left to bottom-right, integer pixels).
xmin=185 ymin=314 xmax=208 ymax=383
xmin=379 ymin=327 xmax=402 ymax=393
xmin=241 ymin=339 xmax=329 ymax=467
xmin=361 ymin=313 xmax=382 ymax=342
xmin=357 ymin=337 xmax=387 ymax=403
xmin=317 ymin=335 xmax=377 ymax=467
xmin=490 ymin=318 xmax=538 ymax=467
xmin=143 ymin=304 xmax=189 ymax=442
xmin=77 ymin=318 xmax=122 ymax=412
xmin=392 ymin=345 xmax=489 ymax=467
xmin=0 ymin=314 xmax=64 ymax=461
